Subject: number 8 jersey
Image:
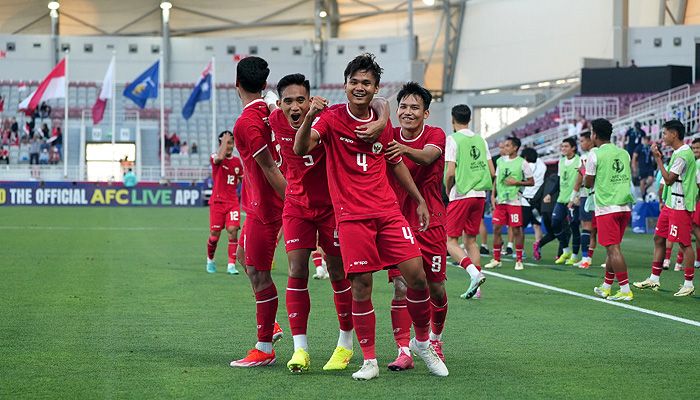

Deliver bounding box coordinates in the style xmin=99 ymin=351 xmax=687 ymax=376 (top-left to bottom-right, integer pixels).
xmin=311 ymin=103 xmax=402 ymax=222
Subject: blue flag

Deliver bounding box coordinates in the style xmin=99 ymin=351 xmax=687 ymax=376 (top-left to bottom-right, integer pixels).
xmin=123 ymin=61 xmax=159 ymax=109
xmin=182 ymin=62 xmax=212 ymax=120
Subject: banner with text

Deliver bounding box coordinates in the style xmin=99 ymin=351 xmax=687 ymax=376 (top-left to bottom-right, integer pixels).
xmin=0 ymin=182 xmax=203 ymax=207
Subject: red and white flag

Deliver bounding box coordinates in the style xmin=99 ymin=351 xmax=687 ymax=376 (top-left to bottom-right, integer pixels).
xmin=18 ymin=58 xmax=66 ymax=112
xmin=91 ymin=58 xmax=115 ymax=125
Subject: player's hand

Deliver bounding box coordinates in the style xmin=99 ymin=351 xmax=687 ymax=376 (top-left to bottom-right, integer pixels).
xmin=386 ymin=140 xmax=408 ymax=159
xmin=651 ymin=143 xmax=662 ymax=159
xmin=308 ymin=96 xmax=328 ymax=118
xmin=543 ymin=194 xmax=551 ymax=204
xmin=567 ymin=201 xmax=575 ymax=209
xmin=221 ymin=131 xmax=233 ymax=142
xmin=491 ymin=197 xmax=497 ymax=211
xmin=355 ymin=120 xmax=385 ymax=143
xmin=504 ymin=177 xmax=518 ymax=186
xmin=416 ymin=201 xmax=430 ymax=232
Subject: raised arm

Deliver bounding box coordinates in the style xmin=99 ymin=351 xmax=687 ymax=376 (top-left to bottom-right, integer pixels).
xmin=652 ymin=144 xmax=679 ymax=186
xmin=211 ymin=131 xmax=231 ymax=164
xmin=294 ymin=96 xmax=326 ymax=156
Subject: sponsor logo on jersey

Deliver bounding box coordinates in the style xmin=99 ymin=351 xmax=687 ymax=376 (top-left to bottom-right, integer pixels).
xmin=352 ymin=260 xmax=368 ymax=266
xmin=340 ymin=137 xmax=354 ymax=144
xmin=286 ymin=238 xmax=300 ymax=244
xmin=372 ymin=142 xmax=383 ymax=154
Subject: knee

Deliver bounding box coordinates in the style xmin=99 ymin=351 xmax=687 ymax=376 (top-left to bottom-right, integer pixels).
xmin=654 ymin=236 xmax=665 ymax=246
xmin=288 ymin=260 xmax=308 ymax=279
xmin=428 ymin=281 xmax=446 ymax=302
xmin=393 ymin=278 xmax=408 ymax=300
xmin=210 ymin=230 xmax=221 ymax=238
xmin=248 ymin=269 xmax=273 ymax=291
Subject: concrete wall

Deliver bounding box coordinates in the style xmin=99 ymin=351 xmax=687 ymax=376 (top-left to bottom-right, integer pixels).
xmin=628 ymin=25 xmax=700 ymax=80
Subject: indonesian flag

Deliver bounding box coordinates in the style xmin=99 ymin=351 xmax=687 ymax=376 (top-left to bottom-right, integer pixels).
xmin=18 ymin=58 xmax=66 ymax=113
xmin=91 ymin=58 xmax=115 ymax=125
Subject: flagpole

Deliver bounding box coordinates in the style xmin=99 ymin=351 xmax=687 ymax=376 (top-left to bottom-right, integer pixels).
xmin=63 ymin=51 xmax=69 ymax=178
xmin=211 ymin=55 xmax=216 ymax=154
xmin=159 ymin=52 xmax=165 ymax=179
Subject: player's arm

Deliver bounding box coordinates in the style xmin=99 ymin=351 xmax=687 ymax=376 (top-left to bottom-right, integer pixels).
xmin=253 ymin=149 xmax=286 ymax=199
xmin=390 ymin=161 xmax=430 ymax=231
xmin=386 ymin=142 xmax=441 ymax=166
xmin=264 ymin=91 xmax=279 ymax=112
xmin=652 ymin=144 xmax=679 ymax=185
xmin=583 ymin=153 xmax=596 ymax=189
xmin=444 ymin=161 xmax=456 ymax=194
xmin=568 ymin=169 xmax=583 ymax=208
xmin=504 ymin=170 xmax=534 ymax=187
xmin=211 ymin=132 xmax=231 ymax=164
xmin=355 ymin=97 xmax=390 ymax=143
xmin=294 ymin=97 xmax=327 ymax=156
xmin=631 ymin=151 xmax=639 ymax=177
xmin=491 ymin=174 xmax=498 ymax=210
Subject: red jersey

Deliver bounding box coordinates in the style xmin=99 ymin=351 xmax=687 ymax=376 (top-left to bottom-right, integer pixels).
xmin=389 ymin=125 xmax=446 ymax=229
xmin=269 ymin=108 xmax=332 ymax=210
xmin=311 ymin=103 xmax=401 ymax=222
xmin=233 ymin=99 xmax=283 ymax=223
xmin=210 ymin=153 xmax=243 ymax=204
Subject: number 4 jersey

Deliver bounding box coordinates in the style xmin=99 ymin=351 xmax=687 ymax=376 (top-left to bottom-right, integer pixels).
xmin=311 ymin=103 xmax=402 ymax=222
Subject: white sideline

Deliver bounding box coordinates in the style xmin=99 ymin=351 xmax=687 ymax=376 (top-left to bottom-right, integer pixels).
xmin=480 ymin=270 xmax=700 ymax=328
xmin=0 ymin=225 xmax=204 ymax=232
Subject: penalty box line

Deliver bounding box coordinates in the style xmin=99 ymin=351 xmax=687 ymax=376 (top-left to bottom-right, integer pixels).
xmin=479 ymin=269 xmax=700 ymax=328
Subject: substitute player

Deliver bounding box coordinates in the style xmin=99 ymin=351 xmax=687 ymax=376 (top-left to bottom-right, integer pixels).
xmin=384 ymin=82 xmax=448 ymax=370
xmin=206 ymin=130 xmax=243 ymax=275
xmin=229 ymin=57 xmax=288 ymax=367
xmin=585 ymin=118 xmax=635 ymax=301
xmin=552 ymin=137 xmax=582 ymax=265
xmin=485 ymin=137 xmax=534 ymax=270
xmin=295 ymin=54 xmax=447 ymax=380
xmin=575 ymin=131 xmax=596 ymax=269
xmin=634 ymin=120 xmax=697 ymax=297
xmin=444 ymin=104 xmax=494 ymax=299
xmin=692 ymin=138 xmax=700 ymax=269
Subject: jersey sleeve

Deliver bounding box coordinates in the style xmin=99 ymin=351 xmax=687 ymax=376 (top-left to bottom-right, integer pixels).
xmin=669 ymin=156 xmax=686 ymax=176
xmin=240 ymin=118 xmax=268 ymax=159
xmin=311 ymin=112 xmax=330 ymax=141
xmin=522 ymin=159 xmax=534 ymax=178
xmin=445 ymin=136 xmax=457 ymax=163
xmin=585 ymin=151 xmax=597 ymax=176
xmin=425 ymin=127 xmax=446 ymax=154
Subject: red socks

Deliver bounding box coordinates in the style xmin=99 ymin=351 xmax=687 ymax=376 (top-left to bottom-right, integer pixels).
xmin=405 ymin=287 xmax=431 ymax=342
xmin=254 ymin=284 xmax=278 ymax=343
xmin=493 ymin=246 xmax=502 ymax=262
xmin=696 ymin=246 xmax=700 ymax=263
xmin=430 ymin=294 xmax=448 ymax=337
xmin=390 ymin=299 xmax=411 ymax=348
xmin=331 ymin=279 xmax=353 ymax=331
xmin=228 ymin=239 xmax=238 ymax=264
xmin=207 ymin=235 xmax=218 ymax=260
xmin=286 ymin=277 xmax=310 ymax=336
xmin=604 ymin=271 xmax=615 ymax=285
xmin=352 ymin=299 xmax=376 ymax=360
xmin=685 ymin=267 xmax=695 ymax=282
xmin=515 ymin=245 xmax=523 ymax=262
xmin=459 ymin=256 xmax=479 ymax=270
xmin=588 ymin=248 xmax=595 ymax=258
xmin=311 ymin=251 xmax=323 ymax=268
xmin=676 ymin=251 xmax=684 ymax=264
xmin=651 ymin=261 xmax=663 ymax=277
xmin=615 ymin=272 xmax=629 ymax=287
xmin=664 ymin=248 xmax=672 ymax=261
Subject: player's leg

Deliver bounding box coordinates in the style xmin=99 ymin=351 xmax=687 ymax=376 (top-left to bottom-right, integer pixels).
xmin=311 ymin=246 xmax=328 ymax=279
xmin=505 ymin=227 xmax=514 ymax=256
xmin=224 ymin=206 xmax=241 ymax=274
xmin=674 ymin=248 xmax=685 ymax=271
xmin=447 ymin=198 xmax=485 ymax=298
xmin=594 ymin=259 xmax=616 ymax=298
xmin=509 ymin=205 xmax=525 ymax=270
xmin=206 ymin=229 xmax=222 ymax=273
xmin=670 ymin=210 xmax=695 ymax=296
xmin=694 ymin=224 xmax=700 ymax=269
xmin=285 ymin=248 xmax=312 ymax=372
xmin=604 ymin=213 xmax=633 ymax=301
xmin=535 ymin=211 xmax=555 ymax=260
xmin=578 ymin=199 xmax=593 ymax=268
xmin=348 ymin=271 xmax=379 ymax=380
xmin=207 ymin=202 xmax=225 ymax=273
xmin=634 ymin=207 xmax=670 ymax=290
xmin=566 ymin=206 xmax=581 ymax=265
xmin=479 ymin=219 xmax=490 ymax=255
xmin=422 ymin=228 xmax=448 ymax=361
xmin=486 ymin=204 xmax=506 ymax=268
xmin=552 ymin=203 xmax=572 ymax=263
xmin=387 ymin=271 xmax=414 ymax=371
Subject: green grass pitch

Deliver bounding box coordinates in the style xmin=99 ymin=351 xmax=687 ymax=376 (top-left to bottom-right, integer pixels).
xmin=1 ymin=207 xmax=698 ymax=399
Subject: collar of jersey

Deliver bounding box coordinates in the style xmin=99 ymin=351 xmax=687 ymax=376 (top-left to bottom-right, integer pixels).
xmin=345 ymin=103 xmax=374 ymax=122
xmin=400 ymin=124 xmax=425 ymax=142
xmin=244 ymin=98 xmax=266 ymax=110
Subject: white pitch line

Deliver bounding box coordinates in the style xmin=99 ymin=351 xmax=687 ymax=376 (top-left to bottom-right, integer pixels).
xmin=0 ymin=225 xmax=204 ymax=232
xmin=480 ymin=270 xmax=700 ymax=328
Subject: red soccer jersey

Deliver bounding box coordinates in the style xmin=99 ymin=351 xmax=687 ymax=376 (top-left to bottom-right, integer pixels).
xmin=269 ymin=108 xmax=332 ymax=210
xmin=233 ymin=99 xmax=283 ymax=223
xmin=389 ymin=125 xmax=446 ymax=229
xmin=311 ymin=103 xmax=401 ymax=222
xmin=210 ymin=153 xmax=243 ymax=204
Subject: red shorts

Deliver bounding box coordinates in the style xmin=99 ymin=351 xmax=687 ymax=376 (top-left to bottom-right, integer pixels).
xmin=337 ymin=213 xmax=422 ymax=276
xmin=492 ymin=204 xmax=523 ymax=227
xmin=388 ymin=225 xmax=447 ymax=283
xmin=241 ymin=216 xmax=283 ymax=271
xmin=656 ymin=206 xmax=693 ymax=246
xmin=597 ymin=211 xmax=630 ymax=247
xmin=209 ymin=201 xmax=240 ymax=231
xmin=693 ymin=200 xmax=700 ymax=227
xmin=446 ymin=198 xmax=485 ymax=237
xmin=282 ymin=202 xmax=340 ymax=257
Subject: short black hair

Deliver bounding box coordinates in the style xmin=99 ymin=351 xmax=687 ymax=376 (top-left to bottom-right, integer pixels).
xmin=662 ymin=119 xmax=686 ymax=140
xmin=218 ymin=130 xmax=233 ymax=145
xmin=451 ymin=104 xmax=471 ymax=124
xmin=236 ymin=56 xmax=270 ymax=93
xmin=591 ymin=118 xmax=613 ymax=141
xmin=344 ymin=53 xmax=383 ymax=85
xmin=693 ymin=137 xmax=700 ymax=145
xmin=580 ymin=130 xmax=591 ymax=139
xmin=521 ymin=147 xmax=538 ymax=163
xmin=506 ymin=136 xmax=521 ymax=150
xmin=562 ymin=137 xmax=577 ymax=150
xmin=396 ymin=81 xmax=432 ymax=110
xmin=277 ymin=73 xmax=310 ymax=98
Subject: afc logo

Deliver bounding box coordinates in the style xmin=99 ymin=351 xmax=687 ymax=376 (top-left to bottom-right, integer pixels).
xmin=612 ymin=158 xmax=624 ymax=173
xmin=470 ymin=145 xmax=481 ymax=159
xmin=502 ymin=167 xmax=512 ymax=181
xmin=562 ymin=170 xmax=568 ymax=181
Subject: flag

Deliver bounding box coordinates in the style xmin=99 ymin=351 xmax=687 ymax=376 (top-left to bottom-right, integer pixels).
xmin=92 ymin=58 xmax=115 ymax=125
xmin=123 ymin=60 xmax=159 ymax=109
xmin=182 ymin=61 xmax=212 ymax=120
xmin=18 ymin=58 xmax=66 ymax=112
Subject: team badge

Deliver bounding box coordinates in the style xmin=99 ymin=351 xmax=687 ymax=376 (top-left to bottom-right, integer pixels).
xmin=612 ymin=158 xmax=624 ymax=173
xmin=234 ymin=167 xmax=240 ymax=174
xmin=372 ymin=142 xmax=383 ymax=154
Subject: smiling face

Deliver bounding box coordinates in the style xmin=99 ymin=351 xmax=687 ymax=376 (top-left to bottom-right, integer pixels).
xmin=661 ymin=127 xmax=678 ymax=147
xmin=692 ymin=141 xmax=700 ymax=159
xmin=503 ymin=140 xmax=518 ymax=157
xmin=279 ymin=84 xmax=310 ymax=129
xmin=344 ymin=70 xmax=378 ymax=108
xmin=560 ymin=142 xmax=574 ymax=157
xmin=397 ymin=94 xmax=429 ymax=132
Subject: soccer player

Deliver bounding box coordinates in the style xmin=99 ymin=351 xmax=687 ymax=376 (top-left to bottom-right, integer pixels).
xmin=633 ymin=120 xmax=698 ymax=297
xmin=206 ymin=130 xmax=244 ymax=275
xmin=383 ymin=82 xmax=448 ymax=370
xmin=585 ymin=118 xmax=635 ymax=301
xmin=267 ymin=73 xmax=389 ymax=373
xmin=575 ymin=131 xmax=597 ymax=269
xmin=295 ymin=54 xmax=448 ymax=380
xmin=552 ymin=137 xmax=582 ymax=265
xmin=521 ymin=147 xmax=546 ymax=255
xmin=444 ymin=104 xmax=494 ymax=299
xmin=692 ymin=138 xmax=700 ymax=269
xmin=484 ymin=137 xmax=534 ymax=270
xmin=229 ymin=57 xmax=288 ymax=367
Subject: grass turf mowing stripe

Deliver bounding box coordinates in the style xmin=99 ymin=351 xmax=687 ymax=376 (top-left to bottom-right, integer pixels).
xmin=1 ymin=225 xmax=206 ymax=231
xmin=482 ymin=270 xmax=700 ymax=328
